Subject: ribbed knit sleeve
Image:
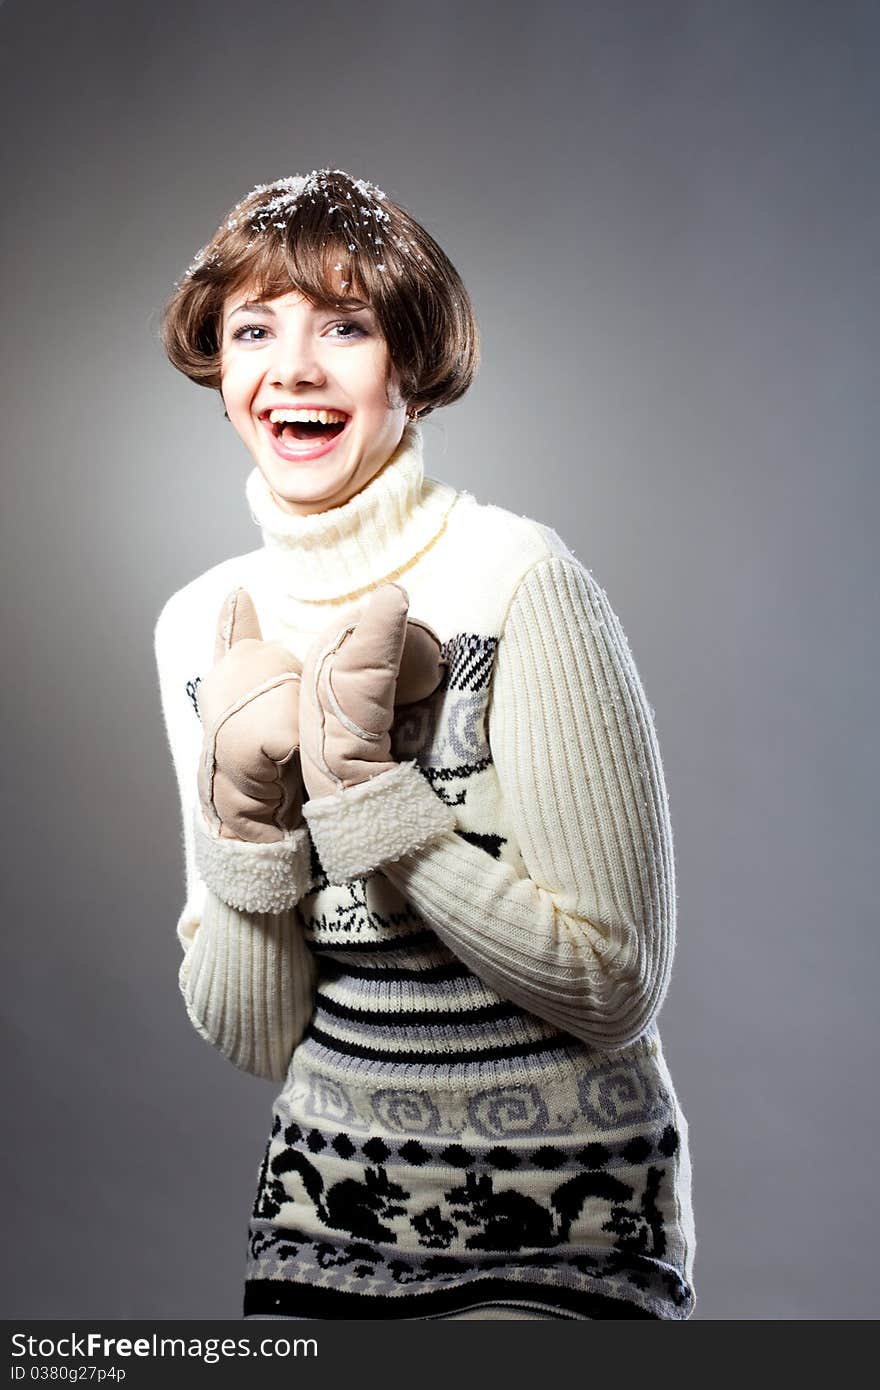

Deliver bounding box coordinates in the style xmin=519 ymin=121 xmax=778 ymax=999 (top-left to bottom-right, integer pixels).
xmin=155 ymin=599 xmax=317 ymax=1081
xmin=178 ymin=894 xmax=316 ymax=1082
xmin=381 ymin=556 xmax=676 ymax=1050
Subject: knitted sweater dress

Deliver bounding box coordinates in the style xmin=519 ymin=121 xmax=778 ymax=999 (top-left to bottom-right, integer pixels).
xmin=154 ymin=423 xmax=697 ymax=1320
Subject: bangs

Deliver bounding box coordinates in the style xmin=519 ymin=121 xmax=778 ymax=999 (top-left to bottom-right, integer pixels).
xmin=220 ymin=171 xmax=393 ymax=313
xmin=225 ymin=233 xmax=368 ymax=315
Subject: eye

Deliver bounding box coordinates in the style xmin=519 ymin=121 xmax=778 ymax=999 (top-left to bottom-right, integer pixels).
xmin=327 ymin=319 xmax=369 ymax=342
xmin=229 ymin=322 xmax=270 ymax=343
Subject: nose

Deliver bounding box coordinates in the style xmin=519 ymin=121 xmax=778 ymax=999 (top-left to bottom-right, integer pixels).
xmin=267 ymin=324 xmax=327 ymax=390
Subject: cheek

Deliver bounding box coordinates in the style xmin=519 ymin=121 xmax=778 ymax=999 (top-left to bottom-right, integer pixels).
xmin=378 ymin=358 xmax=405 ymax=412
xmin=364 ymin=370 xmax=402 ymax=416
xmin=220 ymin=366 xmax=249 ymax=414
xmin=219 ymin=379 xmax=252 ymax=437
xmin=358 ymin=345 xmax=399 ymax=406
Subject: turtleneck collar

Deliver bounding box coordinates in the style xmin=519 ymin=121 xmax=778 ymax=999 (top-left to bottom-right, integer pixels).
xmin=244 ymin=422 xmax=458 ymax=603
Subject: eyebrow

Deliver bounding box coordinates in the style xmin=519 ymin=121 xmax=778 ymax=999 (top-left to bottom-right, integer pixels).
xmin=225 ymin=297 xmax=372 ymax=321
xmin=227 ymin=299 xmax=276 ymax=319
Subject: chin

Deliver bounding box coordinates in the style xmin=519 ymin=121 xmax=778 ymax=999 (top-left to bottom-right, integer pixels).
xmin=260 ymin=465 xmax=361 ymax=516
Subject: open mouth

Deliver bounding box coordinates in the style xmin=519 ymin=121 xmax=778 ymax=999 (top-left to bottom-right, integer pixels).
xmin=264 ymin=408 xmax=349 ymax=446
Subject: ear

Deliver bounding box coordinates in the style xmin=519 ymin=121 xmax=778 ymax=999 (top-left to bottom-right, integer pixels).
xmin=214 ymin=588 xmax=263 ymax=662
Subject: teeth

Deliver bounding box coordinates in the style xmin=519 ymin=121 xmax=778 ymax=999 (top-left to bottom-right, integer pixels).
xmin=267 ymin=408 xmax=348 ymax=425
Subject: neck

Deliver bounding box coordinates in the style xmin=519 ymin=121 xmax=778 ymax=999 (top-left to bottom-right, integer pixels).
xmin=245 ymin=422 xmax=458 ymax=603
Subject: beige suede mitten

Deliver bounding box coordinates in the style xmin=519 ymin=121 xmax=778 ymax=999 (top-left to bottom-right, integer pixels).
xmin=299 ymin=584 xmax=456 ymax=885
xmin=299 ymin=584 xmax=443 ymax=799
xmin=197 ymin=589 xmax=303 ymax=842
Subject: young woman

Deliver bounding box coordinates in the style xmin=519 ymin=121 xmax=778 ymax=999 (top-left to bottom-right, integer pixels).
xmin=155 ymin=168 xmax=696 ymax=1320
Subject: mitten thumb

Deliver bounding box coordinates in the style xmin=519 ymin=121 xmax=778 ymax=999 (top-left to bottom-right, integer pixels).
xmin=214 ymin=587 xmax=263 ymax=660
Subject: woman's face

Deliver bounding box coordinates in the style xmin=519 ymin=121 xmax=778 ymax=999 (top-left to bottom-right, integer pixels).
xmin=220 ymin=283 xmax=409 ymax=515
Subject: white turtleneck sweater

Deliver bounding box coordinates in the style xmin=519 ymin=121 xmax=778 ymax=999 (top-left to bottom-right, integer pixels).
xmin=154 ymin=424 xmax=677 ymax=1084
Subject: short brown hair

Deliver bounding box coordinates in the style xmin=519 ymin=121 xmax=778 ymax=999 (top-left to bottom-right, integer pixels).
xmin=160 ymin=169 xmax=480 ymax=418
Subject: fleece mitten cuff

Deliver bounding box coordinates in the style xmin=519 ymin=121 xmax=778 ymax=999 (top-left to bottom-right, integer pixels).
xmin=194 ymin=810 xmax=315 ymax=913
xmin=302 ymin=760 xmax=455 ymax=885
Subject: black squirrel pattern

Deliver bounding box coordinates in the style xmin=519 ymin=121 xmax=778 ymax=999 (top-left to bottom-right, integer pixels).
xmin=271 ymin=1149 xmax=408 ymax=1244
xmin=257 ymin=1139 xmax=667 ymax=1261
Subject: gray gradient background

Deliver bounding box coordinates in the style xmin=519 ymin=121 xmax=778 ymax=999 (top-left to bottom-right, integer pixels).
xmin=1 ymin=0 xmax=877 ymax=1321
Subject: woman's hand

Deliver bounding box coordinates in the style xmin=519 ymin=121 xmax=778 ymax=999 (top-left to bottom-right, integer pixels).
xmin=299 ymin=584 xmax=445 ymax=800
xmin=196 ymin=588 xmax=303 ymax=842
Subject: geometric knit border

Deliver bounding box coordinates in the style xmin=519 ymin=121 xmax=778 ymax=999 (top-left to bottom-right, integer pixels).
xmin=266 ymin=1116 xmax=681 ymax=1175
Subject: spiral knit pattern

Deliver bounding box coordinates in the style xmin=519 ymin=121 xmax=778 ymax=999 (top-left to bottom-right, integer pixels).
xmin=155 ymin=424 xmax=696 ymax=1320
